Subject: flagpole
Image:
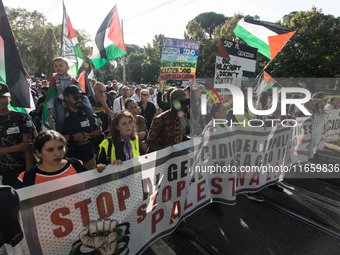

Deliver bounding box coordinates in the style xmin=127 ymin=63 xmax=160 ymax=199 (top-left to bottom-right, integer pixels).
xmin=256 ymin=59 xmax=273 ymax=79
xmin=122 ymin=19 xmax=126 ymax=82
xmin=60 ymin=0 xmax=64 ymax=56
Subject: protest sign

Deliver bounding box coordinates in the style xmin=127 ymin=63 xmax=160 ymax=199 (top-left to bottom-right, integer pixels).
xmin=214 ymin=56 xmax=243 ymax=94
xmin=219 ymin=39 xmax=257 ymax=76
xmin=160 ymin=37 xmax=200 ymax=80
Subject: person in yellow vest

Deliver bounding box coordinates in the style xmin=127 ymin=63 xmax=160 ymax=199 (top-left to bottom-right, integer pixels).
xmin=97 ymin=111 xmax=140 ymax=165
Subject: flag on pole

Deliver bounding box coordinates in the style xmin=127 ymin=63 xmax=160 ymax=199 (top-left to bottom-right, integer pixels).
xmin=0 ymin=0 xmax=34 ymax=113
xmin=233 ymin=18 xmax=295 ymax=60
xmin=91 ymin=5 xmax=126 ymax=69
xmin=61 ymin=2 xmax=84 ymax=78
xmin=77 ymin=71 xmax=86 ymax=94
xmin=77 ymin=69 xmax=93 ymax=97
xmin=254 ymin=71 xmax=277 ymax=96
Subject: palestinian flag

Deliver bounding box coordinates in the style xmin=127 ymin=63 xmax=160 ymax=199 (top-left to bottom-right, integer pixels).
xmin=91 ymin=5 xmax=126 ymax=69
xmin=0 ymin=1 xmax=34 ymax=113
xmin=77 ymin=69 xmax=93 ymax=97
xmin=254 ymin=71 xmax=277 ymax=96
xmin=61 ymin=3 xmax=84 ymax=78
xmin=233 ymin=18 xmax=295 ymax=60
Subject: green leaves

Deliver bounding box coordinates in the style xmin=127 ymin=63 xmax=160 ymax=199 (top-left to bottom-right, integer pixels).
xmin=267 ymin=7 xmax=340 ymax=79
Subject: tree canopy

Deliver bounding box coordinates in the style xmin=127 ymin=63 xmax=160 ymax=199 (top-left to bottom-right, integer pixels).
xmin=266 ymin=7 xmax=340 ymax=79
xmin=192 ymin=12 xmax=226 ymax=39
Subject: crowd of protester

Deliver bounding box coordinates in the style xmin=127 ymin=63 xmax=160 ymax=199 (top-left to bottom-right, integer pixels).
xmin=1 ymin=57 xmax=340 ymax=240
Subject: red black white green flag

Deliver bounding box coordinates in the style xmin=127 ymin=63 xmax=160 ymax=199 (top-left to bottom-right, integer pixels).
xmin=254 ymin=71 xmax=277 ymax=96
xmin=77 ymin=65 xmax=93 ymax=97
xmin=91 ymin=5 xmax=126 ymax=69
xmin=234 ymin=18 xmax=295 ymax=60
xmin=61 ymin=3 xmax=84 ymax=78
xmin=0 ymin=0 xmax=34 ymax=112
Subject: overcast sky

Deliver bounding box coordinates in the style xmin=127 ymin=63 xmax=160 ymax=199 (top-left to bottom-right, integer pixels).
xmin=4 ymin=0 xmax=340 ymax=48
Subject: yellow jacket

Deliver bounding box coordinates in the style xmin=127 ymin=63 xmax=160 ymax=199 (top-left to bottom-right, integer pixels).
xmin=98 ymin=137 xmax=140 ymax=163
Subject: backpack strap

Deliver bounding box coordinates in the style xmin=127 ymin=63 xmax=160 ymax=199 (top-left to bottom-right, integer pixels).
xmin=119 ymin=97 xmax=123 ymax=111
xmin=106 ymin=138 xmax=113 ymax=164
xmin=22 ymin=166 xmax=38 ymax=187
xmin=67 ymin=157 xmax=87 ymax=173
xmin=137 ymin=115 xmax=141 ymax=127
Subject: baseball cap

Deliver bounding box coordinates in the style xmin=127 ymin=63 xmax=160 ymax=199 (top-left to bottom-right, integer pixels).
xmin=63 ymin=85 xmax=86 ymax=96
xmin=170 ymin=89 xmax=190 ymax=103
xmin=0 ymin=82 xmax=10 ymax=97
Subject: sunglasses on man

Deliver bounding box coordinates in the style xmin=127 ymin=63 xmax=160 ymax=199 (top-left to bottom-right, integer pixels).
xmin=71 ymin=95 xmax=85 ymax=101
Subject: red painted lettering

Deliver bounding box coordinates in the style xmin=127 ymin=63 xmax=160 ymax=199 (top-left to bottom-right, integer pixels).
xmin=74 ymin=198 xmax=92 ymax=226
xmin=177 ymin=180 xmax=186 ymax=197
xmin=184 ymin=192 xmax=193 ymax=210
xmin=228 ymin=177 xmax=236 ymax=196
xmin=162 ymin=185 xmax=172 ymax=202
xmin=237 ymin=170 xmax=245 ymax=187
xmin=211 ymin=177 xmax=223 ymax=195
xmin=197 ymin=180 xmax=206 ymax=202
xmin=51 ymin=207 xmax=73 ymax=238
xmin=117 ymin=186 xmax=130 ymax=211
xmin=97 ymin=192 xmax=114 ymax=218
xmin=151 ymin=209 xmax=164 ymax=234
xmin=137 ymin=204 xmax=147 ymax=224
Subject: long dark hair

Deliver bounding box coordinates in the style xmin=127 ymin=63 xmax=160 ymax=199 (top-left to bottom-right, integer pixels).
xmin=108 ymin=111 xmax=137 ymax=142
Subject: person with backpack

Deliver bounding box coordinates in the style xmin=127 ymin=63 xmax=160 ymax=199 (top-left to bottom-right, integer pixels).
xmin=15 ymin=130 xmax=106 ymax=189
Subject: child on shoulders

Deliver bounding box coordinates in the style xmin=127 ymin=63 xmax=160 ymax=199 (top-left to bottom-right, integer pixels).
xmin=46 ymin=57 xmax=94 ymax=133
